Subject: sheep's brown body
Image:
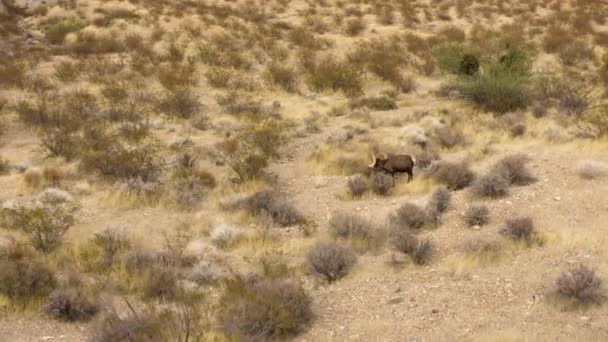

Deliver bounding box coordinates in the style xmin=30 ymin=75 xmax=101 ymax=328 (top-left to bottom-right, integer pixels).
xmin=370 ymin=154 xmax=416 ymax=182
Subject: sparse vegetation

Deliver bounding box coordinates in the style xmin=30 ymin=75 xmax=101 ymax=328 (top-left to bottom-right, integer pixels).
xmin=219 ymin=275 xmax=312 ymax=340
xmin=46 ymin=288 xmax=99 ymax=322
xmin=464 ymin=205 xmax=490 ymax=227
xmin=428 ymin=161 xmax=475 ymax=190
xmin=0 ymin=258 xmax=57 ymax=305
xmin=556 ymin=264 xmax=605 ymax=306
xmin=307 ymin=241 xmax=357 ymax=282
xmin=371 ymin=171 xmax=393 ymax=195
xmin=347 ymin=174 xmax=369 ymax=197
xmin=245 ymin=190 xmax=304 ymax=227
xmin=501 ymin=216 xmax=542 ymax=246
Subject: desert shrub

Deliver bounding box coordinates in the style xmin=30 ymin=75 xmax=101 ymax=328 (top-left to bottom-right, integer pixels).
xmin=40 ymin=128 xmax=80 ymax=160
xmin=0 ymin=258 xmax=56 ymax=304
xmin=391 ymin=229 xmax=434 ymax=265
xmin=347 ymin=174 xmax=368 ymax=197
xmin=227 ymin=151 xmax=269 ymax=181
xmin=307 ymin=241 xmax=357 ymax=282
xmin=245 ymin=190 xmax=304 ymax=226
xmin=70 ymin=31 xmax=125 ymax=55
xmin=92 ymin=228 xmax=130 ymax=267
xmin=371 ymin=171 xmax=393 ymax=195
xmin=142 ymin=267 xmax=179 ymax=301
xmin=46 ymin=288 xmax=99 ymax=322
xmin=265 ymin=62 xmax=298 ymax=92
xmin=576 ymin=160 xmax=608 ymax=179
xmin=578 ymin=105 xmax=608 ymax=138
xmin=81 ymin=138 xmax=165 ymax=182
xmin=2 ymin=205 xmax=75 ymax=254
xmin=306 ymin=55 xmax=364 ymax=98
xmin=54 ymin=60 xmax=79 ymax=82
xmin=351 ymin=96 xmax=397 ymax=111
xmin=348 ymin=37 xmax=408 ymax=87
xmin=390 ymin=202 xmax=428 ymax=230
xmin=433 ymin=43 xmax=479 ymax=76
xmin=428 ymin=161 xmax=475 ymax=190
xmin=472 ymin=171 xmax=509 ymax=198
xmin=557 ymin=40 xmax=593 ymax=66
xmin=209 ymin=223 xmax=241 ymax=248
xmin=491 ymin=154 xmax=535 ymax=185
xmin=328 ymin=212 xmax=371 ymax=240
xmin=92 ymin=308 xmax=165 ymax=342
xmin=457 ymin=61 xmax=531 ymax=113
xmin=510 ymin=122 xmax=526 ymax=137
xmin=556 ymin=264 xmax=605 ymax=306
xmin=0 ymin=157 xmax=9 ymax=174
xmin=158 ymin=88 xmax=201 ymax=119
xmin=219 ymin=276 xmax=312 ymax=339
xmin=344 ymin=17 xmax=366 ymax=36
xmin=157 ymin=63 xmax=197 ymax=89
xmin=464 ymin=205 xmax=490 ymax=227
xmin=0 ymin=60 xmax=27 ymax=87
xmin=46 ymin=20 xmax=84 ymax=44
xmin=216 ymin=91 xmax=262 ymax=117
xmin=435 ymin=126 xmax=465 ymax=148
xmin=428 ymin=186 xmax=451 ymax=213
xmin=501 ymin=216 xmax=540 ymax=246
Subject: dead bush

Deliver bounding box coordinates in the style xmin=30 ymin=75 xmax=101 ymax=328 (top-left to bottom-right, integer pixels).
xmin=0 ymin=60 xmax=27 ymax=88
xmin=92 ymin=228 xmax=131 ymax=267
xmin=510 ymin=122 xmax=526 ymax=137
xmin=347 ymin=174 xmax=368 ymax=197
xmin=219 ymin=275 xmax=312 ymax=339
xmin=343 ymin=16 xmax=366 ymax=36
xmin=576 ymin=160 xmax=608 ymax=179
xmin=501 ymin=216 xmax=540 ymax=246
xmin=92 ymin=307 xmax=165 ymax=342
xmin=0 ymin=258 xmax=56 ymax=304
xmin=428 ymin=186 xmax=451 ymax=214
xmin=307 ymin=241 xmax=357 ymax=282
xmin=464 ymin=205 xmax=490 ymax=227
xmin=391 ymin=229 xmax=434 ymax=265
xmin=491 ymin=154 xmax=535 ymax=186
xmin=245 ymin=190 xmax=304 ymax=227
xmin=329 ymin=212 xmax=372 ymax=240
xmin=435 ymin=126 xmax=465 ymax=148
xmin=46 ymin=288 xmax=99 ymax=322
xmin=371 ymin=171 xmax=393 ymax=195
xmin=428 ymin=161 xmax=475 ymax=190
xmin=472 ymin=171 xmax=509 ymax=198
xmin=306 ymin=55 xmax=364 ymax=98
xmin=265 ymin=62 xmax=299 ymax=93
xmin=351 ymin=96 xmax=397 ymax=111
xmin=556 ymin=264 xmax=605 ymax=306
xmin=390 ymin=202 xmax=427 ymax=230
xmin=142 ymin=267 xmax=179 ymax=301
xmin=158 ymin=88 xmax=201 ymax=119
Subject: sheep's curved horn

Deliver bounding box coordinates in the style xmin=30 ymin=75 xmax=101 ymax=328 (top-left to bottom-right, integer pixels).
xmin=369 ymin=155 xmax=376 ymax=167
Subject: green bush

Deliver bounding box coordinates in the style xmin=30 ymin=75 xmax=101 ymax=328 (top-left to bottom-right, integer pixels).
xmin=0 ymin=258 xmax=57 ymax=304
xmin=457 ymin=63 xmax=531 ymax=113
xmin=433 ymin=43 xmax=480 ymax=76
xmin=46 ymin=20 xmax=84 ymax=44
xmin=2 ymin=205 xmax=75 ymax=254
xmin=451 ymin=48 xmax=533 ymax=114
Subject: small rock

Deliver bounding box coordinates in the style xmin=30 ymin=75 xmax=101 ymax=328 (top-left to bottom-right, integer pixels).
xmin=431 ymin=308 xmax=439 ymax=314
xmin=580 ymin=316 xmax=591 ymax=322
xmin=472 ymin=225 xmax=481 ymax=230
xmin=554 ymin=196 xmax=561 ymax=201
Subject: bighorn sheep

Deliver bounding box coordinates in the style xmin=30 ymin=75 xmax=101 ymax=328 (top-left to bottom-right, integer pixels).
xmin=369 ymin=152 xmax=416 ymax=182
